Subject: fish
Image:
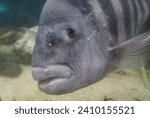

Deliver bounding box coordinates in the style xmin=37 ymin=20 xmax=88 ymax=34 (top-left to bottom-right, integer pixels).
xmin=0 ymin=2 xmax=8 ymax=13
xmin=32 ymin=0 xmax=150 ymax=95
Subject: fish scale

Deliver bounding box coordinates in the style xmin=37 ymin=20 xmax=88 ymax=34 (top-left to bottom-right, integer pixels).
xmin=66 ymin=0 xmax=150 ymax=45
xmin=87 ymin=0 xmax=150 ymax=44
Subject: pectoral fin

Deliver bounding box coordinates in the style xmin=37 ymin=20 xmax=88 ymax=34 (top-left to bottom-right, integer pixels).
xmin=110 ymin=32 xmax=150 ymax=69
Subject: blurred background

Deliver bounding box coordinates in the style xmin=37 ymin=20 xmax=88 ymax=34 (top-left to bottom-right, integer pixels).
xmin=0 ymin=0 xmax=46 ymax=29
xmin=0 ymin=0 xmax=46 ymax=77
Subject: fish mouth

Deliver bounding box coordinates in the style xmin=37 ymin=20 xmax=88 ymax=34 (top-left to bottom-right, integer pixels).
xmin=32 ymin=65 xmax=73 ymax=86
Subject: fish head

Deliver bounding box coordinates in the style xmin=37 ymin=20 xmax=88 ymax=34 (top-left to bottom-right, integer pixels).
xmin=32 ymin=0 xmax=109 ymax=94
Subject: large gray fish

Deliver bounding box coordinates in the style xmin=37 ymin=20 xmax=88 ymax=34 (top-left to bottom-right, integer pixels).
xmin=32 ymin=0 xmax=150 ymax=95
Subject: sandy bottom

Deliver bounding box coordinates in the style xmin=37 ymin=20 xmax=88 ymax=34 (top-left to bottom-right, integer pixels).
xmin=0 ymin=65 xmax=150 ymax=101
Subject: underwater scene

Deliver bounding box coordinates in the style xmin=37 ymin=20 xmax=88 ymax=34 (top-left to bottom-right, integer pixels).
xmin=0 ymin=0 xmax=150 ymax=101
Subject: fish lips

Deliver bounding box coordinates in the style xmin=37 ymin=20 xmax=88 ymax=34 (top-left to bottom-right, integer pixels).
xmin=32 ymin=65 xmax=74 ymax=93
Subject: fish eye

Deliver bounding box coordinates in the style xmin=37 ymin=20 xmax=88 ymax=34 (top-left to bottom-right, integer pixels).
xmin=66 ymin=28 xmax=76 ymax=38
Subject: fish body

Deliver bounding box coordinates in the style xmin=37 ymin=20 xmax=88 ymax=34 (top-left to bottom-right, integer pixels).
xmin=32 ymin=0 xmax=150 ymax=94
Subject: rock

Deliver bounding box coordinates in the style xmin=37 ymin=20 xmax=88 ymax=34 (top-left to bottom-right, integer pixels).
xmin=0 ymin=29 xmax=19 ymax=45
xmin=0 ymin=27 xmax=37 ymax=77
xmin=15 ymin=26 xmax=37 ymax=54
